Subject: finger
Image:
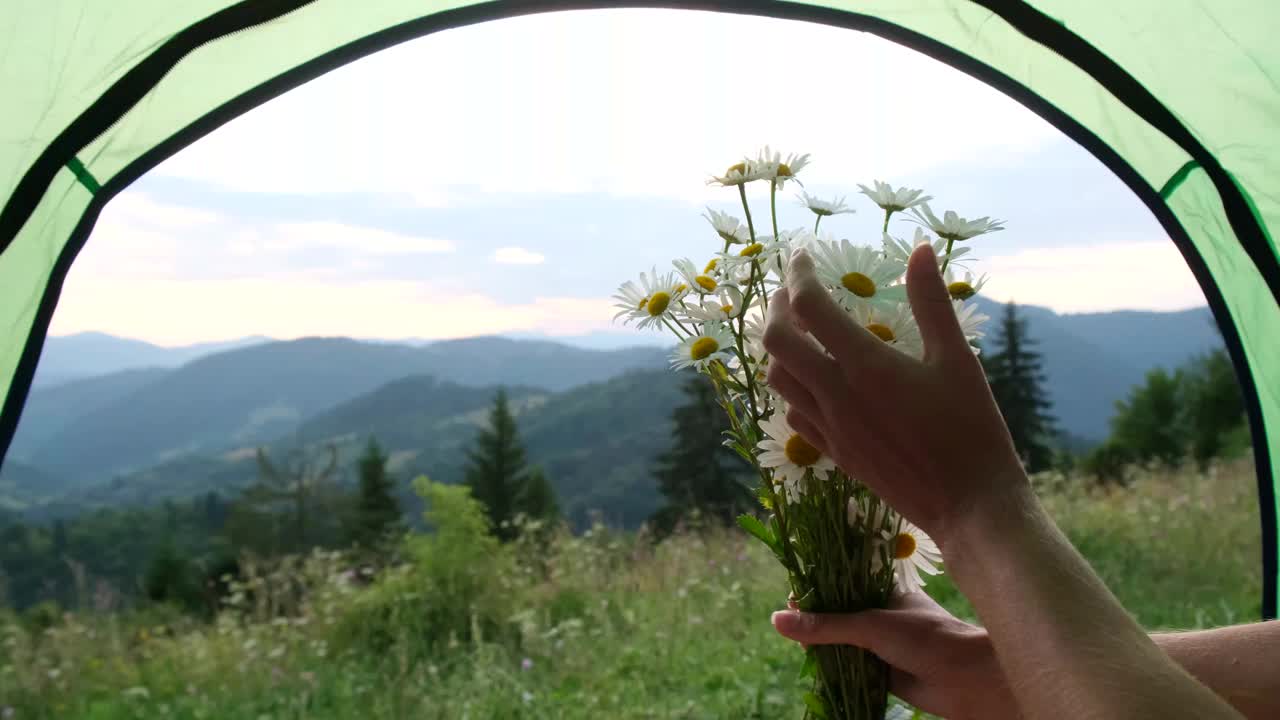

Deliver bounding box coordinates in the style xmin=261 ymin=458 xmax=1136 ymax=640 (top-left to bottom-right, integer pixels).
xmin=786 ymin=407 xmax=830 ymax=457
xmin=906 ymin=244 xmax=969 ymax=364
xmin=785 ymin=249 xmax=890 ymax=364
xmin=770 ymin=609 xmax=931 ymax=674
xmin=762 ymin=287 xmax=843 ymax=396
xmin=766 ymin=361 xmax=822 ymax=421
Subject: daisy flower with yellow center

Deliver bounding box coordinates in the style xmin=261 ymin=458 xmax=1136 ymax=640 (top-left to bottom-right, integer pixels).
xmin=752 ymin=146 xmax=811 ymax=190
xmin=857 ymin=180 xmax=932 ymax=213
xmin=703 ymin=208 xmax=750 ymax=245
xmin=812 ymin=238 xmax=907 ymax=310
xmin=944 ymin=268 xmax=988 ymax=301
xmin=670 ymin=323 xmax=735 ymax=371
xmin=908 ymin=203 xmax=1005 ymax=242
xmin=883 ymin=228 xmax=971 ymax=269
xmin=717 ymin=235 xmax=787 ymax=275
xmin=612 ymin=267 xmax=684 ymax=330
xmin=763 ymin=228 xmax=820 ymax=286
xmin=851 ymin=302 xmax=923 ymax=360
xmin=683 ymin=286 xmax=744 ymax=324
xmin=674 ymin=258 xmax=720 ymax=294
xmin=881 ymin=519 xmax=942 ymax=594
xmin=707 ymin=159 xmax=764 ymax=187
xmin=757 ymin=410 xmax=836 ymax=504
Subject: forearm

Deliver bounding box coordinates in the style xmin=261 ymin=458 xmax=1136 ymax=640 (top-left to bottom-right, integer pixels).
xmin=1153 ymin=622 xmax=1280 ymax=719
xmin=945 ymin=485 xmax=1243 ymax=720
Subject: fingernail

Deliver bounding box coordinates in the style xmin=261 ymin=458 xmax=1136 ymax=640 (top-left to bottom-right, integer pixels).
xmin=771 ymin=610 xmax=800 ymax=633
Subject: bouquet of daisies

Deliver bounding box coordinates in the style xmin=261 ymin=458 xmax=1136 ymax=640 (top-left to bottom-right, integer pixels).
xmin=614 ymin=148 xmax=1002 ymax=720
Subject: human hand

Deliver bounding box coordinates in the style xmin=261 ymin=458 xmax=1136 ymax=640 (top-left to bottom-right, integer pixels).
xmin=772 ymin=592 xmax=1018 ymax=720
xmin=761 ymin=244 xmax=1029 ymax=547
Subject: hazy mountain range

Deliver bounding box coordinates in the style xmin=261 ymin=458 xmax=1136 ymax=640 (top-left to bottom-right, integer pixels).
xmin=1 ymin=300 xmax=1221 ymax=524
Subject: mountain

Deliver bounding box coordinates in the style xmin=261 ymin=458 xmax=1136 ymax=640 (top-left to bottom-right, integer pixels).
xmin=0 ymin=459 xmax=71 ymax=511
xmin=970 ymin=299 xmax=1221 ymax=440
xmin=31 ymin=332 xmax=269 ymax=388
xmin=20 ymin=336 xmax=669 ymax=483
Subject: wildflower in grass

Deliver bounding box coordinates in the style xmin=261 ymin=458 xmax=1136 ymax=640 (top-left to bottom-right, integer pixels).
xmin=670 ymin=323 xmax=735 ymax=371
xmin=882 ymin=519 xmax=943 ymax=593
xmin=757 ymin=411 xmax=836 ymax=504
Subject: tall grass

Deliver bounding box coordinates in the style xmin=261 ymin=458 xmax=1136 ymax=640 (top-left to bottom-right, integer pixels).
xmin=0 ymin=460 xmax=1262 ymax=719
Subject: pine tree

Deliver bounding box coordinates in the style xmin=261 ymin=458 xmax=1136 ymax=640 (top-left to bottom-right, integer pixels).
xmin=350 ymin=437 xmax=404 ymax=551
xmin=649 ymin=373 xmax=752 ymax=536
xmin=520 ymin=467 xmax=561 ymax=524
xmin=983 ymin=302 xmax=1056 ymax=472
xmin=464 ymin=389 xmax=543 ymax=542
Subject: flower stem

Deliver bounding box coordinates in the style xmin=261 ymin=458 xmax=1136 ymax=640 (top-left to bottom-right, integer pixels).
xmin=770 ymin=180 xmax=780 ymax=241
xmin=738 ymin=185 xmax=757 ymax=242
xmin=881 ymin=209 xmax=892 ymax=235
xmin=940 ymin=237 xmax=956 ymax=275
xmin=813 ymin=215 xmax=822 ymax=235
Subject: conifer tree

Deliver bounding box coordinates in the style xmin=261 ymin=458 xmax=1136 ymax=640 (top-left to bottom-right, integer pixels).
xmin=350 ymin=437 xmax=404 ymax=550
xmin=649 ymin=373 xmax=752 ymax=536
xmin=520 ymin=467 xmax=561 ymax=524
xmin=464 ymin=389 xmax=545 ymax=541
xmin=983 ymin=301 xmax=1056 ymax=472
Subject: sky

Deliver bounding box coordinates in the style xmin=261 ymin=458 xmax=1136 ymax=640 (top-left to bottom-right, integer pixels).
xmin=49 ymin=8 xmax=1208 ymax=348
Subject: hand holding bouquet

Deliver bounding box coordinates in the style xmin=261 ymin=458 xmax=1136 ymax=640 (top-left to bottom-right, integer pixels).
xmin=615 ymin=148 xmax=1004 ymax=719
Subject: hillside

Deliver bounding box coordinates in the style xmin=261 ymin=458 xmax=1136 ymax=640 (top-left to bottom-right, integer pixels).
xmin=21 ymin=337 xmax=669 ymax=483
xmin=31 ymin=333 xmax=268 ymax=388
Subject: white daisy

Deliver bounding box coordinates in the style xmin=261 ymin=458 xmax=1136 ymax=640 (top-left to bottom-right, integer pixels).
xmin=851 ymin=302 xmax=923 ymax=360
xmin=763 ymin=228 xmax=821 ymax=285
xmin=612 ymin=267 xmax=684 ymax=330
xmin=752 ymin=146 xmax=810 ymax=189
xmin=703 ymin=208 xmax=750 ymax=245
xmin=883 ymin=228 xmax=971 ymax=269
xmin=673 ymin=258 xmax=720 ymax=294
xmin=953 ymin=299 xmax=990 ymax=347
xmin=717 ymin=235 xmax=787 ymax=275
xmin=944 ymin=268 xmax=988 ymax=301
xmin=909 ymin=204 xmax=1005 ymax=242
xmin=670 ymin=323 xmax=735 ymax=371
xmin=683 ymin=286 xmax=745 ymax=324
xmin=857 ymin=180 xmax=932 ymax=213
xmin=797 ymin=191 xmax=854 ymax=218
xmin=882 ymin=519 xmax=942 ymax=594
xmin=756 ymin=411 xmax=836 ymax=504
xmin=812 ymin=238 xmax=908 ymax=310
xmin=707 ymin=159 xmax=765 ymax=187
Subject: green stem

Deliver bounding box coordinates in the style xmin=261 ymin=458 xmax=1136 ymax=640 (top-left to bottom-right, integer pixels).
xmin=940 ymin=237 xmax=956 ymax=275
xmin=813 ymin=215 xmax=822 ymax=235
xmin=881 ymin=208 xmax=892 ymax=235
xmin=738 ymin=185 xmax=757 ymax=243
xmin=770 ymin=180 xmax=780 ymax=240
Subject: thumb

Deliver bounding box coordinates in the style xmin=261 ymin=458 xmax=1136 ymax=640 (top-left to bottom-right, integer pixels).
xmin=771 ymin=608 xmax=931 ymax=674
xmin=905 ymin=244 xmax=968 ymax=364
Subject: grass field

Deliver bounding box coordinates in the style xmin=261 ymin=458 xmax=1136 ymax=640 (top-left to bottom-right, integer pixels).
xmin=0 ymin=459 xmax=1263 ymax=719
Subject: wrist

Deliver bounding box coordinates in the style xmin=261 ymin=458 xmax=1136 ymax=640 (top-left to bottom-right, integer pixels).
xmin=939 ymin=478 xmax=1042 ymax=574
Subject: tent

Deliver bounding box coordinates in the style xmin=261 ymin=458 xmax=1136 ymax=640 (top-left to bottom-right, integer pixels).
xmin=1 ymin=1 xmax=1275 ymax=618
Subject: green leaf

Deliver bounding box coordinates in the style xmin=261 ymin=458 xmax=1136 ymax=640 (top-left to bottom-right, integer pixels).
xmin=802 ymin=691 xmax=829 ymax=719
xmin=736 ymin=514 xmax=776 ymax=551
xmin=799 ymin=648 xmax=818 ymax=678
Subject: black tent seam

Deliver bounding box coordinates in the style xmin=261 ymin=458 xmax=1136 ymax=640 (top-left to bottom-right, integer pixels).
xmin=66 ymin=157 xmax=101 ymax=195
xmin=0 ymin=0 xmax=1272 ymax=619
xmin=971 ymin=0 xmax=1280 ymax=309
xmin=1159 ymin=161 xmax=1199 ymax=200
xmin=0 ymin=0 xmax=316 ymax=256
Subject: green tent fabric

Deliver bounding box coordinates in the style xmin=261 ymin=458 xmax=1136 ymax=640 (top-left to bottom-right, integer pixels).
xmin=1 ymin=1 xmax=1276 ymax=617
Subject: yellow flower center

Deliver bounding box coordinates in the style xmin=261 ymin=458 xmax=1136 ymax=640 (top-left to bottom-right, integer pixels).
xmin=948 ymin=281 xmax=976 ymax=300
xmin=720 ymin=304 xmax=734 ymax=315
xmin=646 ymin=292 xmax=671 ymax=317
xmin=704 ymin=258 xmax=719 ymax=273
xmin=892 ymin=532 xmax=917 ymax=560
xmin=674 ymin=283 xmax=688 ymax=293
xmin=690 ymin=336 xmax=719 ymax=361
xmin=695 ymin=275 xmax=717 ymax=292
xmin=783 ymin=433 xmax=821 ymax=467
xmin=865 ymin=323 xmax=895 ymax=342
xmin=636 ymin=296 xmax=648 ymax=311
xmin=727 ymin=161 xmax=747 ymax=176
xmin=841 ymin=272 xmax=877 ymax=298
xmin=777 ymin=163 xmax=793 ymax=177
xmin=739 ymin=243 xmax=764 ymax=257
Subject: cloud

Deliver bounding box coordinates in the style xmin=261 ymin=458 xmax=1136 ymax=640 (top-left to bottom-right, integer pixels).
xmin=492 ymin=246 xmax=545 ymax=265
xmin=49 ymin=276 xmax=617 ymax=346
xmin=149 ymin=9 xmax=1058 ymax=205
xmin=272 ymin=222 xmax=454 ymax=255
xmin=972 ymin=242 xmax=1207 ymax=313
